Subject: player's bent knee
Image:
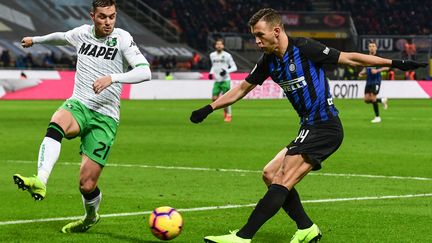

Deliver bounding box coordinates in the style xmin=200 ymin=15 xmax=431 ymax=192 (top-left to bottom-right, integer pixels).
xmin=79 ymin=180 xmax=97 ymax=194
xmin=262 ymin=170 xmax=273 ymax=185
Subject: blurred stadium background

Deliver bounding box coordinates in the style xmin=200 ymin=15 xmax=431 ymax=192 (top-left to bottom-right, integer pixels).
xmin=0 ymin=0 xmax=431 ymax=242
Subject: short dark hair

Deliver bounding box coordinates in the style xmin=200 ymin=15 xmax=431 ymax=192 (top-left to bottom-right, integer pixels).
xmin=92 ymin=0 xmax=116 ymax=11
xmin=248 ymin=8 xmax=283 ymax=30
xmin=214 ymin=38 xmax=224 ymax=44
xmin=368 ymin=40 xmax=377 ymax=46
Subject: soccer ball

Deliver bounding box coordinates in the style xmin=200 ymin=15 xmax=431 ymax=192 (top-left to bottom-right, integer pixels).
xmin=149 ymin=206 xmax=183 ymax=240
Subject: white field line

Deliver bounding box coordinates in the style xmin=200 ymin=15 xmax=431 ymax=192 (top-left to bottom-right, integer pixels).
xmin=5 ymin=160 xmax=432 ymax=181
xmin=1 ymin=193 xmax=431 ymax=226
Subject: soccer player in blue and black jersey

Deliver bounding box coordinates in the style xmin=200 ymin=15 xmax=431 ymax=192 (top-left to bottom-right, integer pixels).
xmin=191 ymin=8 xmax=426 ymax=243
xmin=359 ymin=41 xmax=389 ymax=123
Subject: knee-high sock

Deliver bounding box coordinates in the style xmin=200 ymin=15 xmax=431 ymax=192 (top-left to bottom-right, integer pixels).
xmin=37 ymin=123 xmax=64 ymax=185
xmin=224 ymin=106 xmax=232 ymax=115
xmin=237 ymin=184 xmax=289 ymax=239
xmin=373 ymin=101 xmax=380 ymax=117
xmin=82 ymin=187 xmax=101 ymax=221
xmin=281 ymin=187 xmax=313 ymax=229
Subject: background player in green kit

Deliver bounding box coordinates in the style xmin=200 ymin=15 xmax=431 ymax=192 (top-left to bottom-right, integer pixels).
xmin=209 ymin=39 xmax=237 ymax=122
xmin=13 ymin=0 xmax=151 ymax=233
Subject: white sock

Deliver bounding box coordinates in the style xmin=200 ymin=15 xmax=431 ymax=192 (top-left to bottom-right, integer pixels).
xmin=37 ymin=137 xmax=61 ymax=185
xmin=82 ymin=192 xmax=102 ymax=220
xmin=225 ymin=106 xmax=232 ymax=115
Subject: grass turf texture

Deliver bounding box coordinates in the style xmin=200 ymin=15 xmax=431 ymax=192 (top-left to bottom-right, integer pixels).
xmin=0 ymin=99 xmax=431 ymax=242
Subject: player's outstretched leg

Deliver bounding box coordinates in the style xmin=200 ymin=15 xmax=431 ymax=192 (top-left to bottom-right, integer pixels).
xmin=13 ymin=174 xmax=46 ymax=200
xmin=13 ymin=122 xmax=65 ymax=200
xmin=290 ymin=223 xmax=322 ymax=243
xmin=204 ymin=230 xmax=251 ymax=243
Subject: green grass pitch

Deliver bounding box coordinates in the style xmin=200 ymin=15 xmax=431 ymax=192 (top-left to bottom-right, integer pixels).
xmin=0 ymin=99 xmax=431 ymax=242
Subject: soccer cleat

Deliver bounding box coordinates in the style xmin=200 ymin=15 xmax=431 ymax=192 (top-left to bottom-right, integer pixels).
xmin=371 ymin=117 xmax=382 ymax=123
xmin=224 ymin=115 xmax=232 ymax=122
xmin=204 ymin=230 xmax=251 ymax=243
xmin=61 ymin=214 xmax=100 ymax=233
xmin=382 ymin=97 xmax=388 ymax=110
xmin=290 ymin=224 xmax=322 ymax=243
xmin=13 ymin=174 xmax=46 ymax=200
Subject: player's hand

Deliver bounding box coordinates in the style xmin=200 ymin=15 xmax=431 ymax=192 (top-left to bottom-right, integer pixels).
xmin=208 ymin=73 xmax=213 ymax=80
xmin=21 ymin=37 xmax=34 ymax=48
xmin=93 ymin=75 xmax=113 ymax=94
xmin=190 ymin=104 xmax=213 ymax=123
xmin=219 ymin=69 xmax=227 ymax=76
xmin=391 ymin=60 xmax=427 ymax=71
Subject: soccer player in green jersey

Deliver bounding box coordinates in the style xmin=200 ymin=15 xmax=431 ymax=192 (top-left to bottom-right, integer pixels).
xmin=13 ymin=0 xmax=151 ymax=233
xmin=209 ymin=38 xmax=237 ymax=122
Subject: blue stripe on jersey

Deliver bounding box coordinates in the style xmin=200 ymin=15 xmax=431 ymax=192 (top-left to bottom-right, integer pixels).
xmin=322 ymin=67 xmax=338 ymax=118
xmin=267 ymin=47 xmax=338 ymax=125
xmin=366 ymin=68 xmax=381 ymax=85
xmin=308 ymin=60 xmax=325 ymax=122
xmin=292 ymin=47 xmax=312 ymax=116
xmin=280 ymin=54 xmax=303 ymax=111
xmin=318 ymin=68 xmax=329 ymax=121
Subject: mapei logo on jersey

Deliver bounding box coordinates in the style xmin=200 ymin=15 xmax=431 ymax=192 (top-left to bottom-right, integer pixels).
xmin=323 ymin=47 xmax=330 ymax=55
xmin=78 ymin=43 xmax=118 ymax=60
xmin=106 ymin=37 xmax=117 ymax=47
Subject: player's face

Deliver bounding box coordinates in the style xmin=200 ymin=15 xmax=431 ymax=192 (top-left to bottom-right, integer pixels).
xmin=251 ymin=20 xmax=279 ymax=54
xmin=368 ymin=43 xmax=377 ymax=55
xmin=215 ymin=41 xmax=224 ymax=52
xmin=91 ymin=5 xmax=117 ymax=37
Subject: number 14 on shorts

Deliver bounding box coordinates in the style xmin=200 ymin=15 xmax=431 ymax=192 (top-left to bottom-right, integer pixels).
xmin=295 ymin=129 xmax=310 ymax=143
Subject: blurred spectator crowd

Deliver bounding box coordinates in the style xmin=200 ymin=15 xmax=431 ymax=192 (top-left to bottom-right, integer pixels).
xmin=148 ymin=0 xmax=431 ymax=51
xmin=2 ymin=0 xmax=430 ymax=73
xmin=147 ymin=0 xmax=313 ymax=51
xmin=333 ymin=0 xmax=431 ymax=35
xmin=0 ymin=49 xmax=76 ymax=70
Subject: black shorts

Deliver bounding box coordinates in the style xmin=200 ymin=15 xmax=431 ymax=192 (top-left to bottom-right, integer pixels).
xmin=364 ymin=84 xmax=380 ymax=94
xmin=286 ymin=116 xmax=344 ymax=171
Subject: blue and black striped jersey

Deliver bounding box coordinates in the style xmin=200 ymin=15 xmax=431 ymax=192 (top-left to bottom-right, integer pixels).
xmin=366 ymin=67 xmax=382 ymax=85
xmin=245 ymin=37 xmax=341 ymax=125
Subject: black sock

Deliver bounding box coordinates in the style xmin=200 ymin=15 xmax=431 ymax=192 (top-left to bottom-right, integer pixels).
xmin=81 ymin=186 xmax=100 ymax=200
xmin=377 ymin=98 xmax=382 ymax=103
xmin=237 ymin=184 xmax=289 ymax=239
xmin=373 ymin=102 xmax=379 ymax=117
xmin=46 ymin=122 xmax=65 ymax=142
xmin=282 ymin=187 xmax=313 ymax=229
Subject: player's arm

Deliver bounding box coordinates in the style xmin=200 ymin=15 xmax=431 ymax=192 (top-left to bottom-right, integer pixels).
xmin=208 ymin=54 xmax=215 ymax=79
xmin=358 ymin=67 xmax=366 ymax=77
xmin=209 ymin=66 xmax=214 ymax=79
xmin=212 ymin=80 xmax=255 ymax=109
xmin=93 ymin=33 xmax=151 ymax=94
xmin=190 ymin=80 xmax=256 ymax=123
xmin=226 ymin=55 xmax=238 ymax=73
xmin=371 ymin=67 xmax=389 ymax=74
xmin=338 ymin=52 xmax=427 ymax=71
xmin=21 ymin=32 xmax=69 ymax=48
xmin=299 ymin=38 xmax=427 ymax=71
xmin=190 ymin=54 xmax=268 ymax=124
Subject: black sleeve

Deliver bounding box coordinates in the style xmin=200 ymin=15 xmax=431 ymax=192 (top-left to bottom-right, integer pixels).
xmin=296 ymin=38 xmax=340 ymax=64
xmin=245 ymin=54 xmax=270 ymax=85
